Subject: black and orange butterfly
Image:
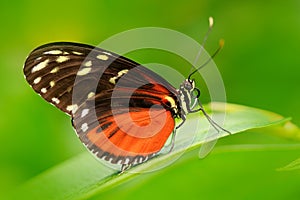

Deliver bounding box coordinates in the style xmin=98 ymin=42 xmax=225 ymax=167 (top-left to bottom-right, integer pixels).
xmin=23 ymin=41 xmax=229 ymax=171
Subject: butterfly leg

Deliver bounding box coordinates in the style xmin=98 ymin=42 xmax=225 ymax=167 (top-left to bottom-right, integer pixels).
xmin=176 ymin=114 xmax=186 ymax=129
xmin=166 ymin=114 xmax=187 ymax=153
xmin=190 ymin=100 xmax=231 ymax=135
xmin=190 ymin=96 xmax=198 ymax=110
xmin=167 ymin=129 xmax=177 ymax=153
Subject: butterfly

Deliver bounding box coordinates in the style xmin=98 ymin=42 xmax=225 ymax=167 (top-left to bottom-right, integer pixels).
xmin=23 ymin=41 xmax=230 ymax=171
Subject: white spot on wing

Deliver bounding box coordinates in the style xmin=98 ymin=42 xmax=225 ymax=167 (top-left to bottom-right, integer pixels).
xmin=109 ymin=69 xmax=129 ymax=84
xmin=56 ymin=56 xmax=70 ymax=63
xmin=81 ymin=123 xmax=88 ymax=132
xmin=124 ymin=158 xmax=130 ymax=165
xmin=50 ymin=67 xmax=59 ymax=73
xmin=77 ymin=67 xmax=91 ymax=76
xmin=117 ymin=160 xmax=123 ymax=165
xmin=66 ymin=104 xmax=78 ymax=113
xmin=41 ymin=88 xmax=47 ymax=93
xmin=44 ymin=50 xmax=63 ymax=55
xmin=31 ymin=59 xmax=49 ymax=73
xmin=81 ymin=109 xmax=89 ymax=118
xmin=144 ymin=156 xmax=148 ymax=161
xmin=72 ymin=51 xmax=83 ymax=55
xmin=49 ymin=81 xmax=55 ymax=88
xmin=139 ymin=157 xmax=143 ymax=163
xmin=102 ymin=51 xmax=112 ymax=56
xmin=97 ymin=54 xmax=109 ymax=61
xmin=84 ymin=60 xmax=92 ymax=67
xmin=87 ymin=92 xmax=95 ymax=98
xmin=33 ymin=77 xmax=42 ymax=84
xmin=51 ymin=97 xmax=60 ymax=104
xmin=132 ymin=158 xmax=138 ymax=165
xmin=67 ymin=86 xmax=72 ymax=93
xmin=109 ymin=78 xmax=116 ymax=84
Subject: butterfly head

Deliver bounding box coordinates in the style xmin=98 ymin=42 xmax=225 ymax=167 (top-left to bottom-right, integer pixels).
xmin=179 ymin=78 xmax=199 ymax=97
xmin=182 ymin=79 xmax=195 ymax=91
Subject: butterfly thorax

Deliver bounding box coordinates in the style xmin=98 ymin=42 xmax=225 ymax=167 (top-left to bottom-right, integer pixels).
xmin=177 ymin=79 xmax=196 ymax=117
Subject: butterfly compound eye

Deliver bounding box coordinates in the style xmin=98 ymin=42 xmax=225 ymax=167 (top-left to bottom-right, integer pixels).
xmin=183 ymin=79 xmax=194 ymax=91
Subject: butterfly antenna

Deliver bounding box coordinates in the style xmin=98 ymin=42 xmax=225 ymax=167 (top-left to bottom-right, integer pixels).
xmin=188 ymin=39 xmax=224 ymax=80
xmin=188 ymin=16 xmax=214 ymax=75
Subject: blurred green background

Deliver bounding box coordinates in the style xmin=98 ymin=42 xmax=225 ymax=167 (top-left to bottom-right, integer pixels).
xmin=1 ymin=0 xmax=300 ymax=199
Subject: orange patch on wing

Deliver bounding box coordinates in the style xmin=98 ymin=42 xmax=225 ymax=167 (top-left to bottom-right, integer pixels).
xmin=87 ymin=108 xmax=174 ymax=157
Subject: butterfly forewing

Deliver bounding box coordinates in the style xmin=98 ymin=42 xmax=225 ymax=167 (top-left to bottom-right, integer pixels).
xmin=24 ymin=43 xmax=92 ymax=114
xmin=24 ymin=42 xmax=180 ymax=166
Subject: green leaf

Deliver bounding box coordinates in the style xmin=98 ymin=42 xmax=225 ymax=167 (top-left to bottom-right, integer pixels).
xmin=277 ymin=157 xmax=300 ymax=171
xmin=8 ymin=103 xmax=297 ymax=200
